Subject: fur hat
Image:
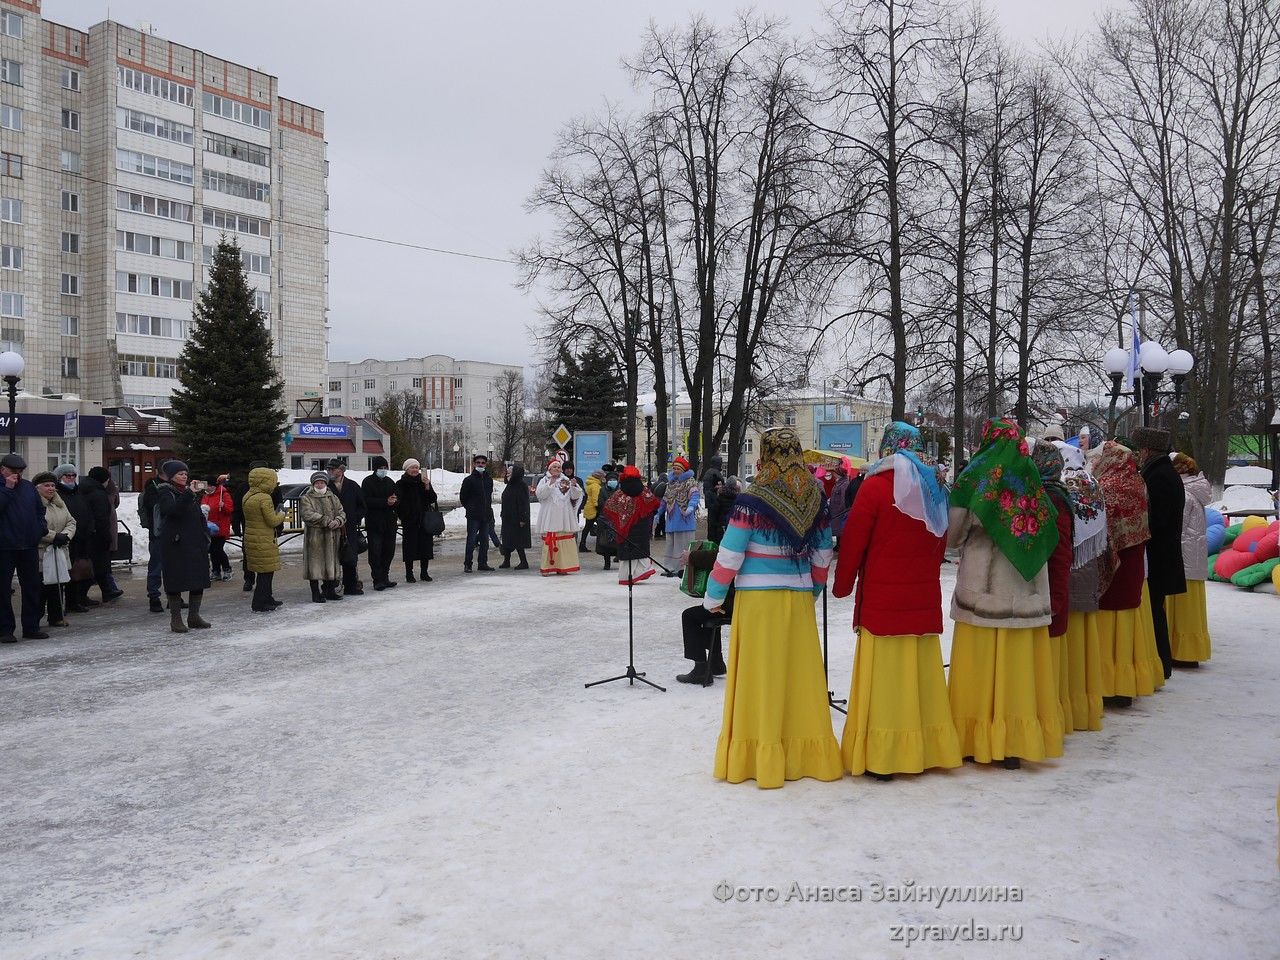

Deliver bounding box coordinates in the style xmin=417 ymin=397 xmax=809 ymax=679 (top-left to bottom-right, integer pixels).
xmin=31 ymin=471 xmax=56 ymax=486
xmin=1131 ymin=426 xmax=1172 ymax=453
xmin=673 ymin=456 xmax=690 ymax=473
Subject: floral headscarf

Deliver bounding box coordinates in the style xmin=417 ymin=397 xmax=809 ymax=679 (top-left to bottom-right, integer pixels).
xmin=733 ymin=428 xmax=826 ymax=558
xmin=950 ymin=418 xmax=1059 ymax=581
xmin=1091 ymin=441 xmax=1150 ymax=579
xmin=869 ymin=421 xmax=949 ymax=537
xmin=1054 ymin=441 xmax=1108 ymax=567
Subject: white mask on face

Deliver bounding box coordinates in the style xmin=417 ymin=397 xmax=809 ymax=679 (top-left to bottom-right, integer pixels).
xmin=313 ymin=484 xmax=327 ymax=495
xmin=475 ymin=465 xmax=485 ymax=473
xmin=376 ymin=469 xmax=388 ymax=478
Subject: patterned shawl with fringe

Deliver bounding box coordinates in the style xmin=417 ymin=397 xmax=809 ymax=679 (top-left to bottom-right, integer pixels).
xmin=732 ymin=428 xmax=827 ymax=560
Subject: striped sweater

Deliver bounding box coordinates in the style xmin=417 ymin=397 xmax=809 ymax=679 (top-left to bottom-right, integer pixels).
xmin=703 ymin=516 xmax=833 ymax=610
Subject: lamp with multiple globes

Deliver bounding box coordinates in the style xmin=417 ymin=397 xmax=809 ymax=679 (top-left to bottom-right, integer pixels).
xmin=1101 ymin=336 xmax=1194 ymax=430
xmin=642 ymin=401 xmax=657 ymax=481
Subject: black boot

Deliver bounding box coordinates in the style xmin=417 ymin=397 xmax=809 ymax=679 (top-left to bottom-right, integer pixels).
xmin=149 ymin=596 xmax=164 ymax=613
xmin=865 ymin=771 xmax=895 ymax=782
xmin=404 ymin=565 xmax=416 ymax=584
xmin=499 ymin=552 xmax=511 ymax=569
xmin=322 ymin=581 xmax=343 ymax=601
xmin=1001 ymin=757 xmax=1021 ymax=770
xmin=420 ymin=563 xmax=433 ymax=583
xmin=310 ymin=580 xmax=326 ymax=603
xmin=710 ymin=637 xmax=728 ymax=677
xmin=514 ymin=550 xmax=530 ymax=570
xmin=604 ymin=559 xmax=612 ymax=571
xmin=677 ymin=662 xmax=712 ymax=685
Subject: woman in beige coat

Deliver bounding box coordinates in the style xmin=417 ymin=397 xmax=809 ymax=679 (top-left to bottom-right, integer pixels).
xmin=301 ymin=472 xmax=346 ymax=603
xmin=33 ymin=471 xmax=76 ymax=628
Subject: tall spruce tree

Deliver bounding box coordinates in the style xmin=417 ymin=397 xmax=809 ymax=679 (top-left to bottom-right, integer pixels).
xmin=545 ymin=343 xmax=627 ymax=454
xmin=170 ymin=238 xmax=288 ymax=475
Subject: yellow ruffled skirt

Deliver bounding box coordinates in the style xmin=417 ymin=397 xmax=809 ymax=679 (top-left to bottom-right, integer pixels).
xmin=840 ymin=629 xmax=961 ymax=776
xmin=1166 ymin=579 xmax=1211 ymax=663
xmin=715 ymin=591 xmax=844 ymax=788
xmin=1095 ymin=585 xmax=1165 ymax=698
xmin=1049 ymin=633 xmax=1074 ymax=736
xmin=1063 ymin=611 xmax=1104 ymax=731
xmin=947 ymin=622 xmax=1064 ymax=764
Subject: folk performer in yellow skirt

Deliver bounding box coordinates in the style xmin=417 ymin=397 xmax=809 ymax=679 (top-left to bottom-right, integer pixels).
xmin=704 ymin=428 xmax=843 ymax=789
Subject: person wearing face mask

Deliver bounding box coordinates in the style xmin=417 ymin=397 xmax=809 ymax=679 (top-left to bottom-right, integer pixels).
xmin=360 ymin=456 xmax=399 ymax=590
xmin=394 ymin=459 xmax=437 ymax=583
xmin=499 ymin=463 xmax=532 ymax=569
xmin=155 ymin=459 xmax=213 ymax=633
xmin=301 ymin=472 xmax=346 ymax=602
xmin=53 ymin=464 xmax=96 ymax=613
xmin=459 ymin=454 xmax=495 ymax=573
xmin=593 ymin=465 xmax=620 ymax=571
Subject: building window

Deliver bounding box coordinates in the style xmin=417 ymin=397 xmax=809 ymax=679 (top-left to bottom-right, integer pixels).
xmin=412 ymin=377 xmax=423 ymax=389
xmin=201 ymin=245 xmax=268 ymax=274
xmin=120 ymin=231 xmax=192 ymax=261
xmin=0 ymin=245 xmax=20 ymax=270
xmin=115 ymin=272 xmax=193 ymax=301
xmin=0 ymin=197 xmax=19 ymax=223
xmin=363 ymin=379 xmax=376 ymax=390
xmin=784 ymin=410 xmax=797 ymax=426
xmin=61 ymin=109 xmax=79 ymax=132
xmin=116 ymin=148 xmax=193 ymax=185
xmin=116 ymin=66 xmax=193 ymax=106
xmin=453 ymin=377 xmax=463 ymax=388
xmin=327 ymin=397 xmax=341 ymax=409
xmin=116 ymin=189 xmax=192 ymax=223
xmin=119 ymin=354 xmax=179 ymax=379
xmin=60 ymin=315 xmax=79 ymax=336
xmin=0 ymin=104 xmax=21 ymax=131
xmin=61 ymin=67 xmax=80 ymax=91
xmin=46 ymin=439 xmax=77 ymax=473
xmin=60 ymin=150 xmax=81 ymax=172
xmin=0 ymin=13 xmax=22 ymax=39
xmin=61 ymin=356 xmax=78 ymax=378
xmin=201 ymin=92 xmax=270 ymax=130
xmin=202 ymin=168 xmax=269 ymax=202
xmin=0 ymin=324 xmax=21 ymax=353
xmin=62 ymin=191 xmax=78 ymax=212
xmin=0 ymin=291 xmax=22 ymax=318
xmin=1 ymin=60 xmax=21 ymax=87
xmin=1 ymin=152 xmax=21 ymax=178
xmin=115 ymin=312 xmax=189 ymax=340
xmin=202 ymin=207 xmax=269 ymax=236
xmin=61 ymin=233 xmax=80 ymax=254
xmin=115 ymin=107 xmax=194 ymax=146
xmin=204 ymin=131 xmax=269 ymax=167
xmin=61 ymin=274 xmax=80 ymax=296
xmin=328 ymin=380 xmax=342 ymax=392
xmin=254 ymin=290 xmax=270 ymax=313
xmin=364 ymin=397 xmax=376 ymax=409
xmin=745 ymin=438 xmax=755 ymax=453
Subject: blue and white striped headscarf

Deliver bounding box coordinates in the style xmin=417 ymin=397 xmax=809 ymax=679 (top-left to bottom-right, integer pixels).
xmin=869 ymin=422 xmax=949 ymax=536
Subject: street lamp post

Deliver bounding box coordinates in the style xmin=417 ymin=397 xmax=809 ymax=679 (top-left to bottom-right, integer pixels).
xmin=0 ymin=350 xmax=24 ymax=454
xmin=643 ymin=401 xmax=656 ymax=480
xmin=1102 ymin=342 xmax=1194 ymax=432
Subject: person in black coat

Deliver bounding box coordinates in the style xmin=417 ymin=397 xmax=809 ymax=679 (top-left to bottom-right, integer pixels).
xmin=0 ymin=453 xmax=48 ymax=642
xmin=1133 ymin=427 xmax=1186 ymax=680
xmin=611 ymin=466 xmax=658 ymax=579
xmin=394 ymin=459 xmax=436 ymax=582
xmin=701 ymin=455 xmax=725 ymax=541
xmin=360 ymin=456 xmax=399 ymax=590
xmin=154 ymin=459 xmax=212 ymax=633
xmin=77 ymin=469 xmax=121 ymax=603
xmin=594 ymin=466 xmax=620 ymax=570
xmin=651 ymin=473 xmax=667 ymax=539
xmin=712 ymin=477 xmax=741 ymax=543
xmin=499 ymin=463 xmax=532 ymax=569
xmin=459 ymin=453 xmax=494 ymax=572
xmin=53 ymin=464 xmax=96 ymax=613
xmin=327 ymin=460 xmax=366 ymax=595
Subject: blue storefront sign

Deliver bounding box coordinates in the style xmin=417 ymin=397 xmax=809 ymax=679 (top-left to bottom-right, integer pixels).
xmin=0 ymin=413 xmax=106 ymax=438
xmin=296 ymin=422 xmax=350 ymax=439
xmin=574 ymin=431 xmax=612 ymax=478
xmin=817 ymin=421 xmax=866 ymax=459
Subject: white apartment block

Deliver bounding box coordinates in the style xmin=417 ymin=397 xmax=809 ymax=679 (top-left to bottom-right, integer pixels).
xmin=0 ymin=2 xmax=327 ymax=411
xmin=327 ymin=355 xmax=524 ymax=457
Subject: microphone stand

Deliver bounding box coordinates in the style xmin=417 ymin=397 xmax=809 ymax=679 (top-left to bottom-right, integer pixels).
xmin=586 ymin=556 xmax=666 ymax=693
xmin=822 ymin=586 xmax=847 ymax=714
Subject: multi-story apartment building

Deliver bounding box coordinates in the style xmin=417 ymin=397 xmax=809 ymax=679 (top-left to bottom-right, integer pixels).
xmin=0 ymin=2 xmax=327 ymax=415
xmin=326 ymin=355 xmax=524 ymax=460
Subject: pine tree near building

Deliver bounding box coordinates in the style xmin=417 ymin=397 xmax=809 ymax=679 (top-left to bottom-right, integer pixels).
xmin=546 ymin=342 xmax=627 ymax=455
xmin=170 ymin=239 xmax=288 ymax=475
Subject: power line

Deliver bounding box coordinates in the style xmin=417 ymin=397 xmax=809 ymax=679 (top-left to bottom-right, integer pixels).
xmin=14 ymin=156 xmax=519 ymax=265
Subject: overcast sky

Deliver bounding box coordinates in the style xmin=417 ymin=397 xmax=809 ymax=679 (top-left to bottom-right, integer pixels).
xmin=50 ymin=0 xmax=1117 ymax=368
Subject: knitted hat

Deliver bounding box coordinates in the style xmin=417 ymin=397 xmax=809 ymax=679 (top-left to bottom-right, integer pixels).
xmin=160 ymin=459 xmax=188 ymax=478
xmin=621 ymin=465 xmax=642 ymax=480
xmin=31 ymin=471 xmax=56 ymax=486
xmin=53 ymin=463 xmax=79 ymax=479
xmin=673 ymin=456 xmax=689 ymax=472
xmin=87 ymin=466 xmax=111 ymax=484
xmin=0 ymin=452 xmax=26 ymax=471
xmin=1131 ymin=426 xmax=1172 ymax=453
xmin=402 ymin=458 xmax=420 ymax=471
xmin=309 ymin=471 xmax=329 ymax=485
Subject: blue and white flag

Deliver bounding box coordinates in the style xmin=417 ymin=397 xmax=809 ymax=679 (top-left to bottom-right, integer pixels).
xmin=1128 ymin=293 xmax=1141 ymax=385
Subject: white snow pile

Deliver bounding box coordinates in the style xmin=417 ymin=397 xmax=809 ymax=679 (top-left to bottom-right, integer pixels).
xmin=1223 ymin=465 xmax=1273 ymax=487
xmin=1210 ymin=485 xmax=1276 ymax=517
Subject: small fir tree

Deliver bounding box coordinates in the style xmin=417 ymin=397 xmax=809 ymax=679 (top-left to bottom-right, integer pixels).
xmin=170 ymin=238 xmax=288 ymax=475
xmin=545 ymin=342 xmax=627 ymax=454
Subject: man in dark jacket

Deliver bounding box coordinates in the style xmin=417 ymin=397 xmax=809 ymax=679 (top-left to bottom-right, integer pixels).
xmin=327 ymin=459 xmax=366 ymax=595
xmin=1133 ymin=426 xmax=1186 ymax=680
xmin=0 ymin=453 xmax=48 ymax=641
xmin=701 ymin=455 xmax=724 ymax=539
xmin=79 ymin=467 xmax=123 ymax=603
xmin=459 ymin=453 xmax=494 ymax=572
xmin=139 ymin=475 xmax=165 ymax=611
xmin=54 ymin=464 xmax=96 ymax=613
xmin=360 ymin=456 xmax=398 ymax=590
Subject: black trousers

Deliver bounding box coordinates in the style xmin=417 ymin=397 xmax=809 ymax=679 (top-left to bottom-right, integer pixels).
xmin=367 ymin=527 xmax=396 ymax=584
xmin=0 ymin=548 xmax=43 ymax=636
xmin=91 ymin=544 xmax=113 ymax=596
xmin=682 ymin=605 xmax=728 ymax=664
xmin=209 ymin=537 xmax=230 ymax=574
xmin=1149 ymin=584 xmax=1174 ymax=678
xmin=252 ymin=571 xmax=275 ymax=608
xmin=42 ymin=582 xmax=65 ymax=624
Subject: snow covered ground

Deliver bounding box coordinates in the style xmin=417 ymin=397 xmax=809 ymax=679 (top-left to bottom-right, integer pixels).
xmin=1 ymin=552 xmax=1276 ymax=960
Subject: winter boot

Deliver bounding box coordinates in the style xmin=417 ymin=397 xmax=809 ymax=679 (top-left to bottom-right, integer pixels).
xmin=168 ymin=595 xmax=188 ymax=633
xmin=404 ymin=565 xmax=416 ymax=584
xmin=187 ymin=591 xmax=211 ymax=629
xmin=710 ymin=637 xmax=728 ymax=677
xmin=420 ymin=563 xmax=433 ymax=583
xmin=310 ymin=580 xmax=326 ymax=603
xmin=677 ymin=662 xmax=712 ymax=685
xmin=604 ymin=559 xmax=612 ymax=571
xmin=499 ymin=552 xmax=511 ymax=569
xmin=322 ymin=581 xmax=343 ymax=601
xmin=149 ymin=596 xmax=164 ymax=614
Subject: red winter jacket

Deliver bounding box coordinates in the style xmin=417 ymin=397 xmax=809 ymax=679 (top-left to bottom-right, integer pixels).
xmin=1046 ymin=489 xmax=1073 ymax=637
xmin=1099 ymin=543 xmax=1144 ymax=611
xmin=202 ymin=486 xmax=234 ymax=539
xmin=832 ymin=470 xmax=946 ymax=636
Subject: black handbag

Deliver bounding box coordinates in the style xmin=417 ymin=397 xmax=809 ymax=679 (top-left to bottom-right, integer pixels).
xmin=353 ymin=531 xmax=369 ymax=555
xmin=422 ymin=506 xmax=445 ymax=538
